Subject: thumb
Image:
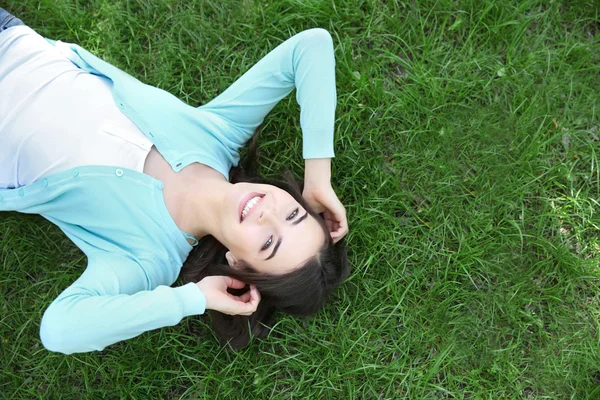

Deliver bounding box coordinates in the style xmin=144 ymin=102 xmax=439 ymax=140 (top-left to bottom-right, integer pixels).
xmin=226 ymin=277 xmax=248 ymax=290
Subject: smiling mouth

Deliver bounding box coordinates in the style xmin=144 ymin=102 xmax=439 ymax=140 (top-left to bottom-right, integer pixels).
xmin=240 ymin=193 xmax=264 ymax=222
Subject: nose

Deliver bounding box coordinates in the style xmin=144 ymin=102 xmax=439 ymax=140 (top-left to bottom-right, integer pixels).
xmin=258 ymin=207 xmax=276 ymax=224
xmin=257 ymin=196 xmax=279 ymax=225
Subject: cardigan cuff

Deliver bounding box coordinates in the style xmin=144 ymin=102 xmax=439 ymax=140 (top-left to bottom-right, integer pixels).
xmin=175 ymin=282 xmax=206 ymax=316
xmin=302 ymin=129 xmax=335 ymax=159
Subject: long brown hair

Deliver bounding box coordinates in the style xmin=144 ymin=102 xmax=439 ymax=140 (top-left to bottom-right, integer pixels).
xmin=179 ymin=128 xmax=350 ymax=349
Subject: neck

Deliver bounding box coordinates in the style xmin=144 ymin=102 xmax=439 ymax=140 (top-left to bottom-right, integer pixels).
xmin=176 ymin=165 xmax=230 ymax=240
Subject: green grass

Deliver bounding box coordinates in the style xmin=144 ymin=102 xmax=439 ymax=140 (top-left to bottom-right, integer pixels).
xmin=1 ymin=0 xmax=600 ymax=398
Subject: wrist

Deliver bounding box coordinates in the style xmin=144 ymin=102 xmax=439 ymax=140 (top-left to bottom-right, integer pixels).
xmin=196 ymin=280 xmax=214 ymax=311
xmin=304 ymin=158 xmax=331 ymax=187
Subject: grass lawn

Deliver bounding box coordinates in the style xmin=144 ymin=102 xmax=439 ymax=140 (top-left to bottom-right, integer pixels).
xmin=1 ymin=0 xmax=600 ymax=398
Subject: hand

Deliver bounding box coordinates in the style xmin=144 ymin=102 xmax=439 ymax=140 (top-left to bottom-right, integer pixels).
xmin=303 ymin=183 xmax=348 ymax=243
xmin=196 ymin=276 xmax=260 ymax=316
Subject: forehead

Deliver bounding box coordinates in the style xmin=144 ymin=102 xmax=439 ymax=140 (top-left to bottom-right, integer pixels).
xmin=257 ymin=214 xmax=325 ymax=274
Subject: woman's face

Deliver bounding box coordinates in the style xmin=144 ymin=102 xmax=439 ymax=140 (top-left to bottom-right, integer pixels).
xmin=218 ymin=183 xmax=325 ymax=274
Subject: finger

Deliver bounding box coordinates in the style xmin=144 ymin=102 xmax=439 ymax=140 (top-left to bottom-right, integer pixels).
xmin=331 ymin=226 xmax=349 ymax=243
xmin=324 ymin=209 xmax=346 ymax=226
xmin=323 ymin=212 xmax=342 ymax=232
xmin=326 ymin=217 xmax=343 ymax=233
xmin=330 ymin=220 xmax=337 ymax=233
xmin=332 ymin=220 xmax=348 ymax=235
xmin=236 ymin=299 xmax=259 ymax=316
xmin=332 ymin=208 xmax=347 ymax=223
xmin=325 ymin=218 xmax=335 ymax=233
xmin=237 ymin=291 xmax=251 ymax=303
xmin=249 ymin=286 xmax=261 ymax=308
xmin=223 ymin=300 xmax=254 ymax=315
xmin=225 ymin=276 xmax=248 ymax=289
xmin=229 ymin=287 xmax=261 ymax=315
xmin=330 ymin=221 xmax=349 ymax=243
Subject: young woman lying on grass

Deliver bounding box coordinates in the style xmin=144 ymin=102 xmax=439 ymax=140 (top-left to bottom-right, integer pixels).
xmin=0 ymin=8 xmax=349 ymax=354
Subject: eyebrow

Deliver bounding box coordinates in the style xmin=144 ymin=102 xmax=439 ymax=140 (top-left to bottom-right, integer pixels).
xmin=292 ymin=212 xmax=309 ymax=226
xmin=266 ymin=238 xmax=282 ymax=261
xmin=265 ymin=212 xmax=309 ymax=260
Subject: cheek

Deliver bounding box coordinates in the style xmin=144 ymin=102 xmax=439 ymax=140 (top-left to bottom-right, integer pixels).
xmin=225 ymin=224 xmax=264 ymax=255
xmin=272 ymin=188 xmax=295 ymax=204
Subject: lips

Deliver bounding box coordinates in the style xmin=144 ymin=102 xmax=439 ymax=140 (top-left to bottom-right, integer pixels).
xmin=238 ymin=192 xmax=264 ymax=222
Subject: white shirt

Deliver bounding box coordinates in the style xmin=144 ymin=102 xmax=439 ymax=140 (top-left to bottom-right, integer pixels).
xmin=0 ymin=26 xmax=153 ymax=189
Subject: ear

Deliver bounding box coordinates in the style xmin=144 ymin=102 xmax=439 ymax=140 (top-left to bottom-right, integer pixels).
xmin=225 ymin=251 xmax=239 ymax=268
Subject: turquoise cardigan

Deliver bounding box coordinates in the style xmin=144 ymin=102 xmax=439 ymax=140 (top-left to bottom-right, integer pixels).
xmin=0 ymin=28 xmax=336 ymax=354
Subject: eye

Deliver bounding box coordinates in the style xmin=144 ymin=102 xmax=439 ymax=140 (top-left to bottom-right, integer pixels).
xmin=286 ymin=208 xmax=299 ymax=220
xmin=262 ymin=236 xmax=273 ymax=250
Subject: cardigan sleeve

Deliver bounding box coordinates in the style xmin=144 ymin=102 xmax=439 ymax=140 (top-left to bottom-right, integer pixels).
xmin=39 ymin=250 xmax=206 ymax=354
xmin=200 ymin=28 xmax=337 ymax=159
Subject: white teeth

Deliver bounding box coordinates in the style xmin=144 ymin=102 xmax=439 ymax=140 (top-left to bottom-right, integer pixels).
xmin=241 ymin=196 xmax=261 ymax=220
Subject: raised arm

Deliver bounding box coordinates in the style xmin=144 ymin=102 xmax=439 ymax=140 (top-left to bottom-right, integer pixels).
xmin=39 ymin=251 xmax=258 ymax=354
xmin=201 ymin=28 xmax=348 ymax=241
xmin=200 ymin=28 xmax=336 ymax=159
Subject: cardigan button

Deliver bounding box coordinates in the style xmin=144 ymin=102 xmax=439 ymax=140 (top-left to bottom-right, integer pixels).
xmin=115 ymin=169 xmax=124 ymax=177
xmin=156 ymin=181 xmax=164 ymax=190
xmin=18 ymin=188 xmax=24 ymax=197
xmin=73 ymin=169 xmax=79 ymax=177
xmin=0 ymin=195 xmax=3 ymax=201
xmin=42 ymin=179 xmax=48 ymax=187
